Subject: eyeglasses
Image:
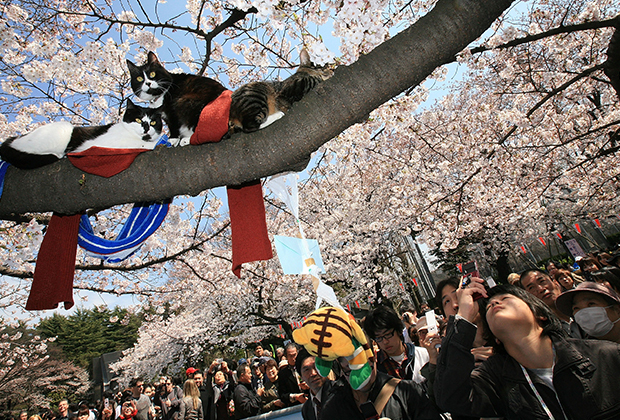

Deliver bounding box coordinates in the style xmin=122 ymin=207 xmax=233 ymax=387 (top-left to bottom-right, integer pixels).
xmin=374 ymin=330 xmax=395 ymax=343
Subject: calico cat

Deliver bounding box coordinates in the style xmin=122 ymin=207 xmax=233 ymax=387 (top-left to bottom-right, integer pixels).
xmin=228 ymin=49 xmax=334 ymax=133
xmin=126 ymin=51 xmax=227 ymax=146
xmin=0 ymin=100 xmax=163 ymax=169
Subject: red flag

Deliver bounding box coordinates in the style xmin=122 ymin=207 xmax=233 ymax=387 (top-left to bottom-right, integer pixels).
xmin=556 ymin=233 xmax=563 ymax=240
xmin=412 ymin=277 xmax=418 ymax=287
xmin=594 ymin=219 xmax=602 ymax=228
xmin=346 ymin=304 xmax=351 ymax=312
xmin=575 ymin=223 xmax=582 ymax=234
xmin=456 ymin=263 xmax=463 ymax=273
xmin=355 ymin=300 xmax=360 ymax=308
xmin=538 ymin=237 xmax=546 ymax=246
xmin=521 ymin=245 xmax=527 ymax=254
xmin=278 ymin=324 xmax=282 ymax=330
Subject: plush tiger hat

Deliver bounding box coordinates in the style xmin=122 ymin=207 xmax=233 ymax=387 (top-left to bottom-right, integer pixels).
xmin=292 ymin=306 xmax=374 ymax=390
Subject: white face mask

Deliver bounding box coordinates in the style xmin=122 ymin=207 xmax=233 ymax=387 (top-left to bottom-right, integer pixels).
xmin=574 ymin=306 xmax=620 ymax=337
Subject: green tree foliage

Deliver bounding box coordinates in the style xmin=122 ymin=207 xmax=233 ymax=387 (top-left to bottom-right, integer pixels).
xmin=38 ymin=307 xmax=141 ymax=371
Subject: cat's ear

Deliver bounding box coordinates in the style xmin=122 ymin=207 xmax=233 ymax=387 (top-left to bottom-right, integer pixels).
xmin=147 ymin=51 xmax=160 ymax=66
xmin=299 ymin=49 xmax=312 ymax=67
xmin=126 ymin=99 xmax=137 ymax=111
xmin=126 ymin=58 xmax=138 ymax=74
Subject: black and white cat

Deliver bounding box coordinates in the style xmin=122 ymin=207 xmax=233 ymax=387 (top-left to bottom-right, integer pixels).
xmin=228 ymin=49 xmax=334 ymax=133
xmin=0 ymin=100 xmax=164 ymax=169
xmin=126 ymin=51 xmax=227 ymax=146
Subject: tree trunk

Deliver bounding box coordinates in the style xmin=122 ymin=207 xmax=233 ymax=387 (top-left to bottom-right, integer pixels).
xmin=0 ymin=0 xmax=514 ymax=218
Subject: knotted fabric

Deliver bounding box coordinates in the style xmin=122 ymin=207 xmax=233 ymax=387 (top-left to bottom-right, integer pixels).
xmin=190 ymin=89 xmax=273 ymax=276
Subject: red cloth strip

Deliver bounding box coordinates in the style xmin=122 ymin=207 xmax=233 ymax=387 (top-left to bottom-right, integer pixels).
xmin=227 ymin=181 xmax=273 ymax=277
xmin=26 ymin=213 xmax=81 ymax=310
xmin=68 ymin=147 xmax=148 ymax=178
xmin=190 ymin=90 xmax=273 ymax=276
xmin=190 ymin=90 xmax=233 ymax=145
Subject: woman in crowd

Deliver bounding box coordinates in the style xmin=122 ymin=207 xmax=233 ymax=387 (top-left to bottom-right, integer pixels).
xmin=179 ymin=379 xmax=203 ymax=420
xmin=212 ymin=371 xmax=232 ymax=420
xmin=578 ymin=256 xmax=602 ymax=281
xmin=553 ymin=268 xmax=583 ymax=291
xmin=556 ymin=282 xmax=620 ymax=343
xmin=435 ymin=280 xmax=620 ymax=419
xmin=261 ymin=359 xmax=285 ymax=413
xmin=119 ymin=394 xmax=139 ymax=420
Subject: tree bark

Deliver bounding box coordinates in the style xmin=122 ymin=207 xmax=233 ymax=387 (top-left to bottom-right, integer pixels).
xmin=0 ymin=0 xmax=514 ymax=218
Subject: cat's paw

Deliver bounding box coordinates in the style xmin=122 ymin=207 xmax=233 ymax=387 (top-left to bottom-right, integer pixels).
xmin=260 ymin=111 xmax=285 ymax=129
xmin=178 ymin=137 xmax=191 ymax=147
xmin=168 ymin=137 xmax=181 ymax=147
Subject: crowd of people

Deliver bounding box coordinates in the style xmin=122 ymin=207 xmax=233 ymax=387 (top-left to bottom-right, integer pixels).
xmin=12 ymin=249 xmax=620 ymax=420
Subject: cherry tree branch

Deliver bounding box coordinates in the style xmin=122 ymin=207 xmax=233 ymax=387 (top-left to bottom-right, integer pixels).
xmin=0 ymin=0 xmax=516 ymax=219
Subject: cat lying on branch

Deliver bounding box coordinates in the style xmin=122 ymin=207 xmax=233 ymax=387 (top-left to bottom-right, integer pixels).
xmin=0 ymin=100 xmax=163 ymax=169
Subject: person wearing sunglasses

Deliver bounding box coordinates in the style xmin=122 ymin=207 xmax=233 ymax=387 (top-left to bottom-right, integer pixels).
xmin=363 ymin=305 xmax=429 ymax=384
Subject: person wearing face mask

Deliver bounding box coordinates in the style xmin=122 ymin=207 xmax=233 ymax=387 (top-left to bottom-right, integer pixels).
xmin=555 ymin=282 xmax=620 ymax=343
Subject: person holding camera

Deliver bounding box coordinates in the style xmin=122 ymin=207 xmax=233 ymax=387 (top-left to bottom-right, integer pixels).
xmin=435 ymin=280 xmax=620 ymax=419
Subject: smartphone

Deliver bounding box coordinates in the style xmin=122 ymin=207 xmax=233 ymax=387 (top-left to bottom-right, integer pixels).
xmin=104 ymin=399 xmax=110 ymax=409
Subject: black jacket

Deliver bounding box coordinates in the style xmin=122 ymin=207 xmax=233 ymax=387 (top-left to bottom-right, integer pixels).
xmin=301 ymin=380 xmax=334 ymax=420
xmin=232 ymin=382 xmax=261 ymax=419
xmin=435 ymin=316 xmax=620 ymax=420
xmin=319 ymin=372 xmax=440 ymax=420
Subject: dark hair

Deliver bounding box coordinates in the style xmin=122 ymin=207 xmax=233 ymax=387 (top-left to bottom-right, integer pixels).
xmin=363 ymin=305 xmax=404 ymax=340
xmin=590 ymin=267 xmax=620 ymax=293
xmin=295 ymin=347 xmax=313 ymax=374
xmin=237 ymin=362 xmax=250 ymax=376
xmin=129 ymin=377 xmax=143 ymax=387
xmin=120 ymin=390 xmax=134 ymax=405
xmin=434 ymin=278 xmax=460 ymax=316
xmin=579 ymin=257 xmax=602 ymax=271
xmin=519 ymin=269 xmax=549 ymax=286
xmin=77 ymin=404 xmax=90 ymax=418
xmin=265 ymin=358 xmax=278 ymax=369
xmin=480 ymin=284 xmax=565 ymax=354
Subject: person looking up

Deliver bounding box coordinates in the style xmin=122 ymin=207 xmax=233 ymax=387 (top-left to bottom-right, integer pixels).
xmin=435 ymin=281 xmax=620 ymax=419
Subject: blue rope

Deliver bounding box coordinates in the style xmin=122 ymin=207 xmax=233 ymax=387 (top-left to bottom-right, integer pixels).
xmin=77 ymin=135 xmax=173 ymax=263
xmin=0 ymin=135 xmax=173 ymax=263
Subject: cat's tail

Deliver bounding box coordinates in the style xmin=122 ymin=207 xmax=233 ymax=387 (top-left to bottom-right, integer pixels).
xmin=0 ymin=140 xmax=60 ymax=169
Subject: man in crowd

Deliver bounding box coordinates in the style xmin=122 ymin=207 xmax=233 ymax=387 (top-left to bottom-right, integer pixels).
xmin=320 ymin=354 xmax=440 ymax=419
xmin=233 ymin=363 xmax=263 ymax=419
xmin=296 ymin=348 xmax=331 ymax=420
xmin=160 ymin=378 xmax=183 ymax=420
xmin=278 ymin=343 xmax=307 ymax=406
xmin=58 ymin=399 xmax=72 ymax=420
xmin=193 ymin=369 xmax=215 ymax=420
xmin=520 ymin=268 xmax=585 ymax=338
xmin=129 ymin=377 xmax=152 ymax=420
xmin=363 ymin=305 xmax=429 ymax=383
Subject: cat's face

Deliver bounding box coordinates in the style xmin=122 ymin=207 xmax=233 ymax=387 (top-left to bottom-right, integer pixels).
xmin=126 ymin=52 xmax=173 ymax=103
xmin=298 ymin=49 xmax=334 ymax=81
xmin=123 ymin=100 xmax=164 ymax=141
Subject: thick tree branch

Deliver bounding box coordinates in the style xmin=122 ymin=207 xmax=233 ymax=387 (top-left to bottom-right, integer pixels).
xmin=0 ymin=0 xmax=515 ymax=218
